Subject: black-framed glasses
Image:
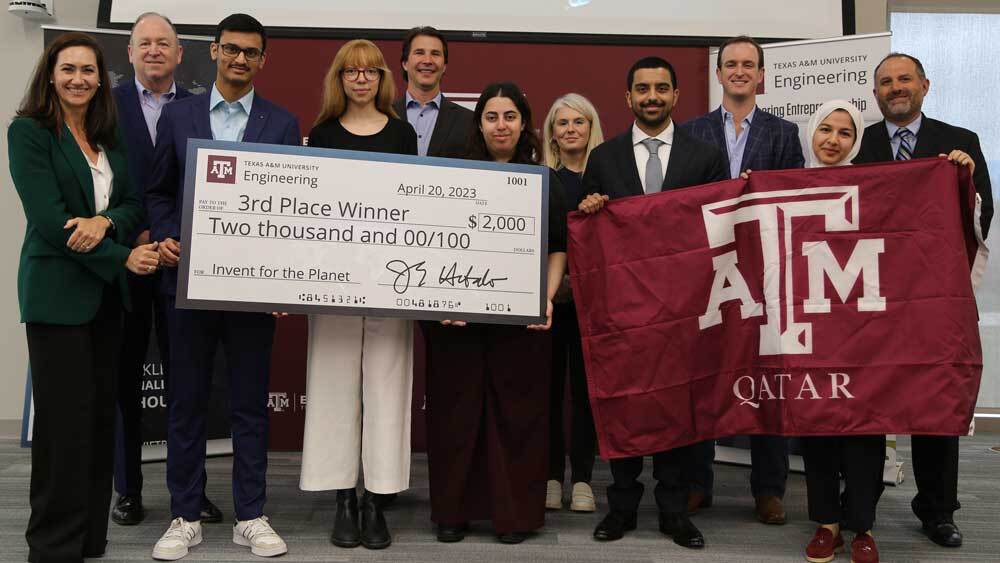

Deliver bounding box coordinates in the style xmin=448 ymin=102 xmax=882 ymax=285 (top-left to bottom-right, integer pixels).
xmin=342 ymin=67 xmax=383 ymax=82
xmin=218 ymin=43 xmax=263 ymax=61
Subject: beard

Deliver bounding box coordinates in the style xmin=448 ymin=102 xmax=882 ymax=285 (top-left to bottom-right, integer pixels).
xmin=877 ymin=94 xmax=920 ymax=122
xmin=632 ymin=102 xmax=671 ymax=129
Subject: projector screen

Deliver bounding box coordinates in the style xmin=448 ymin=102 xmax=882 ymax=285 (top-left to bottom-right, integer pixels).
xmin=99 ymin=0 xmax=851 ymax=43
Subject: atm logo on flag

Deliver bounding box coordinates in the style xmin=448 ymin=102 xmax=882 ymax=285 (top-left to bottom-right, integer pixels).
xmin=207 ymin=155 xmax=237 ymax=184
xmin=698 ymin=186 xmax=886 ymax=355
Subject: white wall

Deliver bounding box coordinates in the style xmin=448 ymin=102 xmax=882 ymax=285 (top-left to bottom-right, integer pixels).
xmin=0 ymin=1 xmax=102 ymax=422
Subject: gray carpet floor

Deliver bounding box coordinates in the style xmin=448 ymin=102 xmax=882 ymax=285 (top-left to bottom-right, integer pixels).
xmin=1 ymin=435 xmax=998 ymax=562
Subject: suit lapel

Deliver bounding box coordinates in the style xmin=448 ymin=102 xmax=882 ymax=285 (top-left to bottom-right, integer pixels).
xmin=868 ymin=120 xmax=895 ymax=161
xmin=707 ymin=108 xmax=729 ymax=163
xmin=740 ymin=109 xmax=765 ymax=172
xmin=122 ymin=85 xmax=155 ymax=156
xmin=56 ymin=124 xmax=96 ymax=216
xmin=193 ymin=94 xmax=213 ymax=140
xmin=242 ymin=96 xmax=270 ymax=143
xmin=426 ymin=98 xmax=454 ymax=157
xmin=662 ymin=129 xmax=690 ymax=189
xmin=912 ymin=114 xmax=938 ymax=158
xmin=614 ymin=132 xmax=644 ymax=196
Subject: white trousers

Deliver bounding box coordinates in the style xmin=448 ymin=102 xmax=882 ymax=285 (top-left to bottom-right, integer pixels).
xmin=299 ymin=315 xmax=413 ymax=493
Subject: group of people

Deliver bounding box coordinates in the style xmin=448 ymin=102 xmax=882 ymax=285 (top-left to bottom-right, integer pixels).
xmin=7 ymin=9 xmax=990 ymax=563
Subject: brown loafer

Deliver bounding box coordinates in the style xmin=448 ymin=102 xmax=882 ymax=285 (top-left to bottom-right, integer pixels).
xmin=754 ymin=495 xmax=786 ymax=525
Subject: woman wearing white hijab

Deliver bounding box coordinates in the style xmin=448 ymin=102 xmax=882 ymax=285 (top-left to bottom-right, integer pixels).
xmin=799 ymin=99 xmax=883 ymax=563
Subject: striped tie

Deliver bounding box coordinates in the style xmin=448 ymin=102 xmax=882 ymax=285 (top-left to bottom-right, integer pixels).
xmin=895 ymin=127 xmax=914 ymax=161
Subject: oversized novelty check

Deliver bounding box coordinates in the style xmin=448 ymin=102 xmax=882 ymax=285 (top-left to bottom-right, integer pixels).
xmin=177 ymin=140 xmax=549 ymax=325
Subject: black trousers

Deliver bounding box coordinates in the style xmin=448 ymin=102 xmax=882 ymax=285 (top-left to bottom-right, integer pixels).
xmin=911 ymin=435 xmax=960 ymax=523
xmin=25 ymin=294 xmax=122 ymax=563
xmin=548 ymin=302 xmax=596 ymax=484
xmin=686 ymin=435 xmax=789 ymax=498
xmin=113 ymin=271 xmax=169 ymax=498
xmin=607 ymin=445 xmax=693 ymax=517
xmin=801 ymin=435 xmax=885 ymax=533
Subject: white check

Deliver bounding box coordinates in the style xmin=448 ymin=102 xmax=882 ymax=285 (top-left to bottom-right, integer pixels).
xmin=177 ymin=140 xmax=550 ymax=325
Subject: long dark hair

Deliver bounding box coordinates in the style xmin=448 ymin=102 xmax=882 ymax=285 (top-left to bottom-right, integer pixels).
xmin=17 ymin=32 xmax=118 ymax=150
xmin=467 ymin=81 xmax=540 ymax=164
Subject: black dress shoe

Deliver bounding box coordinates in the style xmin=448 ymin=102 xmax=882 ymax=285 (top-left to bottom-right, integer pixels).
xmin=497 ymin=531 xmax=529 ymax=544
xmin=200 ymin=496 xmax=223 ymax=523
xmin=360 ymin=490 xmax=391 ymax=549
xmin=111 ymin=495 xmax=145 ymax=526
xmin=593 ymin=512 xmax=637 ymax=541
xmin=659 ymin=513 xmax=705 ymax=549
xmin=331 ymin=489 xmax=361 ymax=548
xmin=437 ymin=523 xmax=468 ymax=543
xmin=922 ymin=520 xmax=963 ymax=547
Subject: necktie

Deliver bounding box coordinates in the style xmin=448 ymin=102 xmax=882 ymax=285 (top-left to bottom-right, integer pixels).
xmin=641 ymin=137 xmax=664 ymax=193
xmin=895 ymin=127 xmax=914 ymax=161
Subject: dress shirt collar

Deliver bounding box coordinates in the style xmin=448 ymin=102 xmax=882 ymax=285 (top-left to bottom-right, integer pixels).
xmin=721 ymin=104 xmax=756 ymax=126
xmin=135 ymin=77 xmax=177 ymax=100
xmin=632 ymin=119 xmax=674 ymax=147
xmin=210 ymin=83 xmax=254 ymax=115
xmin=405 ymin=90 xmax=442 ymax=109
xmin=886 ymin=114 xmax=923 ymax=138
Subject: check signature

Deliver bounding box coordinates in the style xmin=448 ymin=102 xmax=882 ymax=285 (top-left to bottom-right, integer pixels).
xmin=385 ymin=259 xmax=427 ymax=294
xmin=438 ymin=262 xmax=508 ymax=289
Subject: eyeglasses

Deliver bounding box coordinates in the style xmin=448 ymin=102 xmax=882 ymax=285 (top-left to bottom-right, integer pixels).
xmin=218 ymin=43 xmax=262 ymax=61
xmin=342 ymin=67 xmax=382 ymax=82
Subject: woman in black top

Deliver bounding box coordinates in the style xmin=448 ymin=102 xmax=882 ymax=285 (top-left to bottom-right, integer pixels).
xmin=423 ymin=81 xmax=569 ymax=544
xmin=538 ymin=93 xmax=605 ymax=513
xmin=299 ymin=39 xmax=417 ymax=551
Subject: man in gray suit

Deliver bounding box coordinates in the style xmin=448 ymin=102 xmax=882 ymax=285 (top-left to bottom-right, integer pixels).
xmin=393 ymin=26 xmax=473 ymax=158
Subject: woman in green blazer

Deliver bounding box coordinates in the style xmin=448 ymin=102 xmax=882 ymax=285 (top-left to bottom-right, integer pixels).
xmin=7 ymin=32 xmax=160 ymax=563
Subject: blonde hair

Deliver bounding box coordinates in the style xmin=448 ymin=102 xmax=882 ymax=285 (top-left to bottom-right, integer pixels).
xmin=542 ymin=93 xmax=604 ymax=170
xmin=314 ymin=39 xmax=398 ymax=126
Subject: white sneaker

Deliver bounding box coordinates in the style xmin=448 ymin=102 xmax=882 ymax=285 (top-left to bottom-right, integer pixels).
xmin=570 ymin=482 xmax=596 ymax=512
xmin=546 ymin=479 xmax=563 ymax=510
xmin=152 ymin=518 xmax=202 ymax=561
xmin=233 ymin=515 xmax=288 ymax=557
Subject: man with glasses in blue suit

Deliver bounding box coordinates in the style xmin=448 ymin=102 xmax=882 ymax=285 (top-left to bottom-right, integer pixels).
xmin=146 ymin=13 xmax=299 ymax=561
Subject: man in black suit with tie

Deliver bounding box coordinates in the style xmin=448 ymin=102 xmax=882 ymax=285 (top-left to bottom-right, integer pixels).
xmin=679 ymin=35 xmax=803 ymax=525
xmin=110 ymin=11 xmax=222 ymax=527
xmin=392 ymin=26 xmax=473 ymax=158
xmin=854 ymin=52 xmax=992 ymax=549
xmin=579 ymin=56 xmax=727 ymax=548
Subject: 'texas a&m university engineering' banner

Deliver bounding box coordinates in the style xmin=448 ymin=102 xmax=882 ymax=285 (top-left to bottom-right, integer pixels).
xmin=568 ymin=158 xmax=983 ymax=459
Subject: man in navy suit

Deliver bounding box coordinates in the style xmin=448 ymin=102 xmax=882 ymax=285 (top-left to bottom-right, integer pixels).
xmin=679 ymin=35 xmax=804 ymax=526
xmin=146 ymin=13 xmax=299 ymax=560
xmin=580 ymin=57 xmax=728 ymax=549
xmin=110 ymin=10 xmax=223 ymax=529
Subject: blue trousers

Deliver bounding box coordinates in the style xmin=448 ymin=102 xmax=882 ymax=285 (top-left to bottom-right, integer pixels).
xmin=164 ymin=298 xmax=275 ymax=521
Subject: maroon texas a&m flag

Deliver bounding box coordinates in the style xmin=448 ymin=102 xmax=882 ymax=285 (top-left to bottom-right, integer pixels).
xmin=568 ymin=158 xmax=983 ymax=459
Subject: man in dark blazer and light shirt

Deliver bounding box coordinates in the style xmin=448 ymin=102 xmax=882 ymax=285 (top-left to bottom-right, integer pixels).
xmin=145 ymin=13 xmax=299 ymax=561
xmin=853 ymin=52 xmax=992 ymax=550
xmin=110 ymin=10 xmax=224 ymax=529
xmin=392 ymin=26 xmax=473 ymax=158
xmin=679 ymin=35 xmax=804 ymax=526
xmin=578 ymin=56 xmax=728 ymax=549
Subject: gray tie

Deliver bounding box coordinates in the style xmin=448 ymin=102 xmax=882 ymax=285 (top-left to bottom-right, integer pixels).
xmin=641 ymin=138 xmax=664 ymax=193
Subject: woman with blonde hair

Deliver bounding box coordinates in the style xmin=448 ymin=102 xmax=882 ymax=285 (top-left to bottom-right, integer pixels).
xmin=540 ymin=93 xmax=604 ymax=512
xmin=299 ymin=39 xmax=417 ymax=551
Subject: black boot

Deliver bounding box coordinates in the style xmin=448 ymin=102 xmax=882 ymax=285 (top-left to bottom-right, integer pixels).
xmin=360 ymin=490 xmax=392 ymax=549
xmin=330 ymin=489 xmax=360 ymax=548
